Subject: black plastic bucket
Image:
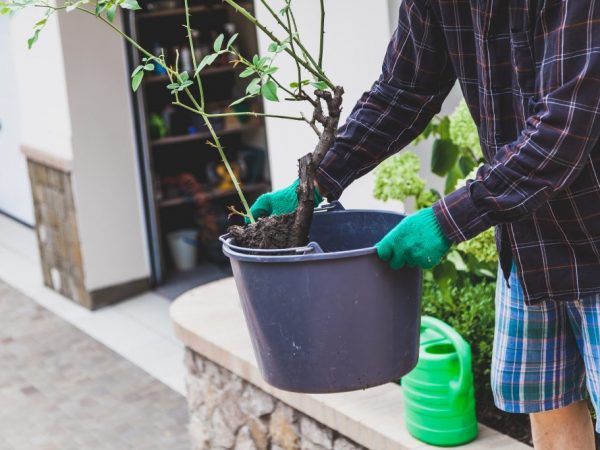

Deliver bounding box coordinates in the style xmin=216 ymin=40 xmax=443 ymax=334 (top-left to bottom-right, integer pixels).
xmin=221 ymin=203 xmax=422 ymax=393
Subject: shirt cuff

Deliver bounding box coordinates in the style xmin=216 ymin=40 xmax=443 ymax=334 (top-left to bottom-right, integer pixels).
xmin=432 ymin=185 xmax=493 ymax=244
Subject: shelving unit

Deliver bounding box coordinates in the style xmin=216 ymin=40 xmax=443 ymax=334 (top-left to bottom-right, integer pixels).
xmin=124 ymin=0 xmax=270 ymax=291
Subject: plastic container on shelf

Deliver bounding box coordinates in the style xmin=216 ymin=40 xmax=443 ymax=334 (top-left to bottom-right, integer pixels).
xmin=167 ymin=229 xmax=199 ymax=271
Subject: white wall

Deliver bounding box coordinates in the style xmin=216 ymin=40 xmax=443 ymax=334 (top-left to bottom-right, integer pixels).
xmin=58 ymin=11 xmax=150 ymax=291
xmin=0 ymin=17 xmax=33 ymax=224
xmin=9 ymin=9 xmax=73 ymax=159
xmin=257 ymin=0 xmax=461 ymax=213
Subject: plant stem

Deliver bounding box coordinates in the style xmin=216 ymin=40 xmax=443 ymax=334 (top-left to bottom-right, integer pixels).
xmin=204 ymin=114 xmax=256 ymax=223
xmin=75 ymin=5 xmax=255 ymax=223
xmin=319 ymin=0 xmax=325 ymax=68
xmin=183 ymin=0 xmax=205 ymax=109
xmin=285 ymin=5 xmax=302 ymax=91
xmin=173 ymin=101 xmax=303 ymax=121
xmin=221 ymin=0 xmax=335 ymax=89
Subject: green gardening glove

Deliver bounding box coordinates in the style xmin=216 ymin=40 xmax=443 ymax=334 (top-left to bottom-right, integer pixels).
xmin=376 ymin=207 xmax=451 ymax=270
xmin=246 ymin=179 xmax=323 ymax=224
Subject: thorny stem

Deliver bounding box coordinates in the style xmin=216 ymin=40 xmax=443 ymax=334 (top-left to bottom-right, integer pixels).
xmin=183 ymin=0 xmax=205 ymax=108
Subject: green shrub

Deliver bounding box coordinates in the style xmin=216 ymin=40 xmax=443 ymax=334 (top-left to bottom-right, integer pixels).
xmin=421 ymin=276 xmax=496 ymax=405
xmin=374 ymin=99 xmax=500 ymax=416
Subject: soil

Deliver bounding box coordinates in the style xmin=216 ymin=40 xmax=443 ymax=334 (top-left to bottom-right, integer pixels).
xmin=228 ymin=213 xmax=297 ymax=249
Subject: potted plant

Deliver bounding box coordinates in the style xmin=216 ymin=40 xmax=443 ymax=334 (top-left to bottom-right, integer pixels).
xmin=3 ymin=0 xmax=422 ymax=393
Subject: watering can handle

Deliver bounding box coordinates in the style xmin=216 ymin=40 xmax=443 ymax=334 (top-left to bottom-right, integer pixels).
xmin=420 ymin=316 xmax=472 ymax=404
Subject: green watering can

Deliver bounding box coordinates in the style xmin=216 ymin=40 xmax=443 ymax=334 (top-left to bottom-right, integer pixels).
xmin=402 ymin=316 xmax=478 ymax=446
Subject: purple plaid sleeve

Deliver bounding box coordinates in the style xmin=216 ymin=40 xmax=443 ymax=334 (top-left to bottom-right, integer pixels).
xmin=433 ymin=1 xmax=600 ymax=243
xmin=315 ymin=0 xmax=456 ymax=200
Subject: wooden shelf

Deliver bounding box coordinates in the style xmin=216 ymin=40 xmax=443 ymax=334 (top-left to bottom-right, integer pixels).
xmin=158 ymin=182 xmax=269 ymax=208
xmin=150 ymin=119 xmax=261 ymax=147
xmin=136 ymin=2 xmax=253 ymax=20
xmin=145 ymin=65 xmax=235 ymax=84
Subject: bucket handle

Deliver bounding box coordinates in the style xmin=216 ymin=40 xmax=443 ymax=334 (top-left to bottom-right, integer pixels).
xmin=420 ymin=316 xmax=472 ymax=406
xmin=219 ymin=234 xmax=322 ymax=255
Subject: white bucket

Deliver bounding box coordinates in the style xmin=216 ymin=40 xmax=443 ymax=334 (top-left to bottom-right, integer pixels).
xmin=167 ymin=229 xmax=198 ymax=271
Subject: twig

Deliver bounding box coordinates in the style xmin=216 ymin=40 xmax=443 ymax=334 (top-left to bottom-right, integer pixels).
xmin=301 ymin=112 xmax=322 ymax=138
xmin=319 ymin=0 xmax=325 ymax=68
xmin=221 ymin=0 xmax=335 ymax=89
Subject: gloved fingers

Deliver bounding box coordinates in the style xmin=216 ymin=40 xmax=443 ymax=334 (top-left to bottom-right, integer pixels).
xmin=389 ymin=247 xmax=407 ymax=270
xmin=249 ymin=195 xmax=272 ymax=221
xmin=375 ymin=241 xmax=393 ymax=262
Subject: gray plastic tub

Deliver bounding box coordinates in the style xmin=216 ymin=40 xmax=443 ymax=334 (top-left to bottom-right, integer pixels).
xmin=220 ymin=202 xmax=422 ymax=393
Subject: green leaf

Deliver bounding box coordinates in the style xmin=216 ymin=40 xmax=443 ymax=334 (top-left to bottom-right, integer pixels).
xmin=106 ymin=3 xmax=117 ymax=22
xmin=261 ymin=79 xmax=279 ymax=102
xmin=131 ymin=70 xmax=144 ymax=92
xmin=431 ymin=139 xmax=459 ymax=177
xmin=433 ymin=260 xmax=457 ymax=283
xmin=311 ymin=80 xmax=328 ymax=90
xmin=178 ymin=80 xmax=193 ymax=90
xmin=438 ymin=116 xmax=451 ymax=140
xmin=444 ymin=165 xmax=463 ymax=195
xmin=226 ymin=33 xmax=238 ymax=49
xmin=194 ymin=53 xmax=217 ymax=77
xmin=239 ymin=67 xmax=255 ymax=78
xmin=252 ymin=54 xmax=260 ymax=66
xmin=166 ymin=83 xmax=179 ymax=90
xmin=262 ymin=66 xmax=278 ymax=76
xmin=131 ymin=65 xmax=144 ymax=78
xmin=246 ymin=78 xmax=261 ymax=96
xmin=121 ymin=0 xmax=141 ymax=10
xmin=268 ymin=42 xmax=278 ymax=52
xmin=458 ymin=155 xmax=477 ymax=177
xmin=27 ymin=29 xmax=40 ymax=49
xmin=446 ymin=250 xmax=468 ymax=272
xmin=256 ymin=57 xmax=270 ymax=69
xmin=213 ymin=33 xmax=224 ymax=52
xmin=179 ymin=71 xmax=189 ymax=82
xmin=290 ymin=80 xmax=310 ymax=88
xmin=144 ymin=63 xmax=154 ymax=71
xmin=230 ymin=95 xmax=252 ymax=107
xmin=95 ymin=1 xmax=107 ymax=16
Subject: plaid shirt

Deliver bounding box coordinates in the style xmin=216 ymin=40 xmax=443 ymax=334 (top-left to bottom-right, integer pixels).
xmin=316 ymin=0 xmax=600 ymax=304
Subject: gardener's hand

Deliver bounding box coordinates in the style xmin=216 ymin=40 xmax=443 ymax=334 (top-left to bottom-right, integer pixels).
xmin=246 ymin=179 xmax=323 ymax=223
xmin=376 ymin=207 xmax=451 ymax=270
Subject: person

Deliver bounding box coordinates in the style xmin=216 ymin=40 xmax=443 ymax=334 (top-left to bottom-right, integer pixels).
xmin=249 ymin=1 xmax=600 ymax=448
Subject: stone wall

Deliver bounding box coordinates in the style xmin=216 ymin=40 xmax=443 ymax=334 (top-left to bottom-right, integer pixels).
xmin=27 ymin=157 xmax=90 ymax=307
xmin=184 ymin=348 xmax=366 ymax=450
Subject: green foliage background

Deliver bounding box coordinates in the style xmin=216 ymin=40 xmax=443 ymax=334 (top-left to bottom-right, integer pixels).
xmin=374 ymin=99 xmax=499 ymax=413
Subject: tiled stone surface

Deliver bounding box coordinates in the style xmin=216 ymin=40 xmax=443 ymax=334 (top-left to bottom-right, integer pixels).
xmin=0 ymin=280 xmax=190 ymax=449
xmin=185 ymin=349 xmax=365 ymax=450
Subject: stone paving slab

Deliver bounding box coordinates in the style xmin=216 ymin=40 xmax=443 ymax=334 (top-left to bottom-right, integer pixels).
xmin=0 ymin=280 xmax=190 ymax=450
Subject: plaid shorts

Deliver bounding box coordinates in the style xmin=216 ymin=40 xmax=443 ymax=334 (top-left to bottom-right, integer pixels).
xmin=492 ymin=264 xmax=600 ymax=428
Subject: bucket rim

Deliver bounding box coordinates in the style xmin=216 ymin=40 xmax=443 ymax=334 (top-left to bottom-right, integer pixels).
xmin=220 ymin=207 xmax=403 ymax=263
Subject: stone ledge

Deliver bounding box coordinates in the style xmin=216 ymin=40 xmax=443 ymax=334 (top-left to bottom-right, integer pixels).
xmin=170 ymin=278 xmax=529 ymax=450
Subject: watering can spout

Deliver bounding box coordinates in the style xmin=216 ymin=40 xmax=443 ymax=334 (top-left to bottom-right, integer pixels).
xmin=401 ymin=316 xmax=478 ymax=446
